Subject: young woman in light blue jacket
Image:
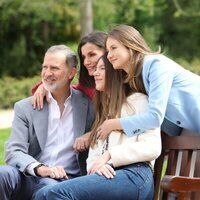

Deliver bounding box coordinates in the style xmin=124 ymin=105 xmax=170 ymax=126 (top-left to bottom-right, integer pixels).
xmin=97 ymin=24 xmax=200 ymax=140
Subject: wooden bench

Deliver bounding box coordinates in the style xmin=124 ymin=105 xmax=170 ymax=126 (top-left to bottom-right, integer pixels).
xmin=154 ymin=131 xmax=200 ymax=200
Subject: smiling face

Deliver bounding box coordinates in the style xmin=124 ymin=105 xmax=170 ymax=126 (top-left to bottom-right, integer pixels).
xmin=93 ymin=58 xmax=105 ymax=92
xmin=81 ymin=42 xmax=105 ymax=76
xmin=41 ymin=52 xmax=76 ymax=93
xmin=106 ymin=37 xmax=130 ymax=73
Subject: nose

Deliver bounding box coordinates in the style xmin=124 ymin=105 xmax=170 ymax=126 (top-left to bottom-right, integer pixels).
xmin=84 ymin=56 xmax=91 ymax=66
xmin=93 ymin=68 xmax=99 ymax=77
xmin=107 ymin=51 xmax=112 ymax=61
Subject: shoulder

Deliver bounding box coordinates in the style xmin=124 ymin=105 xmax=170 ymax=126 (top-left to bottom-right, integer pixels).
xmin=144 ymin=54 xmax=166 ymax=63
xmin=143 ymin=54 xmax=179 ymax=70
xmin=122 ymin=93 xmax=148 ymax=116
xmin=126 ymin=92 xmax=148 ymax=105
xmin=73 ymin=84 xmax=94 ymax=100
xmin=71 ymin=87 xmax=88 ymax=98
xmin=127 ymin=93 xmax=148 ymax=110
xmin=15 ymin=96 xmax=32 ymax=107
xmin=14 ymin=96 xmax=36 ymax=116
xmin=127 ymin=92 xmax=147 ymax=101
xmin=71 ymin=87 xmax=92 ymax=104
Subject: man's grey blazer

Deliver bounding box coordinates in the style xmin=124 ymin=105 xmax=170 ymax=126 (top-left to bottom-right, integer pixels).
xmin=4 ymin=88 xmax=95 ymax=175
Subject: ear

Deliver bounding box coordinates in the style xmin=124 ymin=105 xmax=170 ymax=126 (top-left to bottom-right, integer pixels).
xmin=69 ymin=67 xmax=77 ymax=80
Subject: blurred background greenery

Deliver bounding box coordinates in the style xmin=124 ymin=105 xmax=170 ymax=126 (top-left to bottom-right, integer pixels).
xmin=0 ymin=0 xmax=200 ymax=109
xmin=0 ymin=128 xmax=9 ymax=165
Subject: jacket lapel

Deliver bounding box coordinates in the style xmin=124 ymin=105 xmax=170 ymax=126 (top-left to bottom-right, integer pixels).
xmin=32 ymin=102 xmax=49 ymax=150
xmin=71 ymin=88 xmax=88 ymax=138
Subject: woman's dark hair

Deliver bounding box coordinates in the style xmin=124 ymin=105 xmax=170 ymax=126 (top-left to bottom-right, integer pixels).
xmin=78 ymin=31 xmax=107 ymax=88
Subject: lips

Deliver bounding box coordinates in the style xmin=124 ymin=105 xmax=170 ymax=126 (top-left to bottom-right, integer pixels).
xmin=95 ymin=79 xmax=102 ymax=84
xmin=108 ymin=58 xmax=117 ymax=64
xmin=44 ymin=77 xmax=56 ymax=84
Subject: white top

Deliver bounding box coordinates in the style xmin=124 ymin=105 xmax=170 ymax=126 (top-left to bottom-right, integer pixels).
xmin=87 ymin=93 xmax=161 ymax=171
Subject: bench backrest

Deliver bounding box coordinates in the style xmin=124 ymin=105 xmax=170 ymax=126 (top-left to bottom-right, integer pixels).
xmin=154 ymin=131 xmax=200 ymax=200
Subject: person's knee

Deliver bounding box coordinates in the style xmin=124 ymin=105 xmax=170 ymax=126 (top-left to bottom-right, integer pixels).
xmin=35 ymin=184 xmax=54 ymax=200
xmin=0 ymin=166 xmax=22 ymax=200
xmin=0 ymin=165 xmax=20 ymax=182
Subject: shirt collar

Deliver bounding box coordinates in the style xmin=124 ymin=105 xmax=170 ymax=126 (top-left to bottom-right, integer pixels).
xmin=48 ymin=88 xmax=72 ymax=105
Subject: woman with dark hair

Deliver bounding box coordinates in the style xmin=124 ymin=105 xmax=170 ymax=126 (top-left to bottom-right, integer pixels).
xmin=31 ymin=32 xmax=107 ymax=152
xmin=32 ymin=31 xmax=107 ymax=108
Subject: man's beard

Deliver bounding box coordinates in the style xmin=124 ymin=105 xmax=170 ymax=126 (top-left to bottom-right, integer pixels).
xmin=42 ymin=76 xmax=68 ymax=92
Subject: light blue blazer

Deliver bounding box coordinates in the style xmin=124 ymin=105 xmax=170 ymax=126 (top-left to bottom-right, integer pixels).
xmin=120 ymin=54 xmax=200 ymax=136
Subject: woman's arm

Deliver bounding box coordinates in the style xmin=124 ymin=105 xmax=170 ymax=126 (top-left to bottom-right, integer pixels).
xmin=31 ymin=82 xmax=95 ymax=110
xmin=108 ymin=130 xmax=161 ymax=168
xmin=96 ymin=93 xmax=162 ymax=168
xmin=97 ymin=55 xmax=175 ymax=138
xmin=31 ymin=83 xmax=48 ymax=110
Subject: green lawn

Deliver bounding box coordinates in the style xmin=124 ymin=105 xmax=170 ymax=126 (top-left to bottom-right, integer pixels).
xmin=0 ymin=128 xmax=10 ymax=165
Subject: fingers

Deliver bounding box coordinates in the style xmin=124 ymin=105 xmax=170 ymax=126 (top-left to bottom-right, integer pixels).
xmin=96 ymin=128 xmax=102 ymax=139
xmin=37 ymin=93 xmax=43 ymax=110
xmin=50 ymin=166 xmax=68 ymax=180
xmin=95 ymin=164 xmax=116 ymax=179
xmin=32 ymin=93 xmax=43 ymax=110
xmin=73 ymin=138 xmax=89 ymax=152
xmin=31 ymin=84 xmax=47 ymax=110
xmin=32 ymin=95 xmax=37 ymax=110
xmin=96 ymin=128 xmax=107 ymax=141
xmin=96 ymin=170 xmax=102 ymax=176
xmin=45 ymin=93 xmax=50 ymax=103
xmin=88 ymin=163 xmax=103 ymax=175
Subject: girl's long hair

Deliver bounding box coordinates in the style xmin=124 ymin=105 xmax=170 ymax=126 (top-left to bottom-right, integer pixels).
xmin=107 ymin=24 xmax=160 ymax=94
xmin=90 ymin=54 xmax=132 ymax=147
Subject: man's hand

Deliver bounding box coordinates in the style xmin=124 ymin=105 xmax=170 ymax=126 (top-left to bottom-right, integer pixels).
xmin=32 ymin=83 xmax=48 ymax=110
xmin=73 ymin=132 xmax=91 ymax=152
xmin=36 ymin=165 xmax=68 ymax=180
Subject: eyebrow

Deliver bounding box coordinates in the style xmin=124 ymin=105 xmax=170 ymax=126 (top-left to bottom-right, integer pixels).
xmin=96 ymin=64 xmax=105 ymax=68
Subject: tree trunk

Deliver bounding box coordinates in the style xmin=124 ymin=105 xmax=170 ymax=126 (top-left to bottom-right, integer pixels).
xmin=80 ymin=0 xmax=93 ymax=38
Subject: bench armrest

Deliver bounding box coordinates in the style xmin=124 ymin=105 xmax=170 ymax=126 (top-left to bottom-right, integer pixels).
xmin=161 ymin=175 xmax=200 ymax=193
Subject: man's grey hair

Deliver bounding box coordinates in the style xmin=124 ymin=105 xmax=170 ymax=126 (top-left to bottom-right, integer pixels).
xmin=46 ymin=45 xmax=78 ymax=68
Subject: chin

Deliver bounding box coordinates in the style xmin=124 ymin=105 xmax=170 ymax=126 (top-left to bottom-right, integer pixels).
xmin=113 ymin=65 xmax=121 ymax=70
xmin=96 ymin=86 xmax=104 ymax=91
xmin=43 ymin=83 xmax=57 ymax=92
xmin=88 ymin=70 xmax=95 ymax=76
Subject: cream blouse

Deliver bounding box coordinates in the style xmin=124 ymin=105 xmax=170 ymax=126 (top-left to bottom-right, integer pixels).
xmin=87 ymin=92 xmax=161 ymax=171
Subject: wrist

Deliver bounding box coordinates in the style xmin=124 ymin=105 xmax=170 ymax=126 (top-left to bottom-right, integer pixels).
xmin=106 ymin=162 xmax=114 ymax=168
xmin=34 ymin=164 xmax=45 ymax=176
xmin=113 ymin=118 xmax=121 ymax=130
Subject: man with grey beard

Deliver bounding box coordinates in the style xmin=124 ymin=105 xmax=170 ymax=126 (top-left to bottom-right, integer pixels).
xmin=0 ymin=45 xmax=95 ymax=200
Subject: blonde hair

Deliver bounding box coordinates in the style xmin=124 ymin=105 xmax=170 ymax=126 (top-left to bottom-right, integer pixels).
xmin=107 ymin=24 xmax=160 ymax=94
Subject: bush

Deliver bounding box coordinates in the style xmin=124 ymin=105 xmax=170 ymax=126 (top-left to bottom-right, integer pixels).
xmin=0 ymin=76 xmax=41 ymax=109
xmin=0 ymin=74 xmax=78 ymax=109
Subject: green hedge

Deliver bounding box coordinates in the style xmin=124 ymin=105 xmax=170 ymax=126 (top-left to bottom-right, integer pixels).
xmin=0 ymin=75 xmax=78 ymax=109
xmin=0 ymin=128 xmax=10 ymax=165
xmin=0 ymin=76 xmax=41 ymax=109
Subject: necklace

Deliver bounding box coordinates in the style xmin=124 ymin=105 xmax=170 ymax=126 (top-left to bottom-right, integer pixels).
xmin=101 ymin=136 xmax=109 ymax=155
